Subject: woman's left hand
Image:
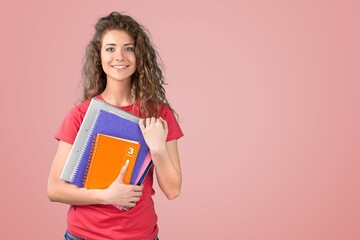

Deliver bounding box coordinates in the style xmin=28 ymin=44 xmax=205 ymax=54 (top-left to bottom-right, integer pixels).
xmin=139 ymin=117 xmax=182 ymax=200
xmin=139 ymin=117 xmax=168 ymax=152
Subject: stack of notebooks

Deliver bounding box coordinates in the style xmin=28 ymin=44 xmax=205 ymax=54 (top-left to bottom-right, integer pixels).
xmin=60 ymin=98 xmax=153 ymax=192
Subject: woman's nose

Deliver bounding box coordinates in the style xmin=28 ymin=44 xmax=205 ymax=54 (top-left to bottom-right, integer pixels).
xmin=115 ymin=50 xmax=124 ymax=62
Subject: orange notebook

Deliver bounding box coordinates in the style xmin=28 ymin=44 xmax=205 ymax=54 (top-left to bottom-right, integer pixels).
xmin=84 ymin=133 xmax=140 ymax=189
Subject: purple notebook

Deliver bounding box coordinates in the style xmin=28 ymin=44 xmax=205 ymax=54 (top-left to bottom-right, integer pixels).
xmin=71 ymin=109 xmax=151 ymax=186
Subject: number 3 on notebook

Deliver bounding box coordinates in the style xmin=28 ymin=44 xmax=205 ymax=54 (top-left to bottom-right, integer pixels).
xmin=127 ymin=147 xmax=135 ymax=155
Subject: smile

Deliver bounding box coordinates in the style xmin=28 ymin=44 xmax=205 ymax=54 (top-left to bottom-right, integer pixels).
xmin=112 ymin=65 xmax=129 ymax=69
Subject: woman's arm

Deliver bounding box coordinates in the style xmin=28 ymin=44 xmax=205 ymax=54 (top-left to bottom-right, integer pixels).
xmin=47 ymin=141 xmax=143 ymax=208
xmin=152 ymin=139 xmax=182 ymax=199
xmin=139 ymin=118 xmax=182 ymax=200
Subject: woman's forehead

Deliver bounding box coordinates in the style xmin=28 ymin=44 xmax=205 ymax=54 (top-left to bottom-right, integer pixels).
xmin=102 ymin=29 xmax=135 ymax=45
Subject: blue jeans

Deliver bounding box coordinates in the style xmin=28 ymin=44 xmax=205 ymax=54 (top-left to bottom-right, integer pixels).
xmin=64 ymin=230 xmax=159 ymax=240
xmin=64 ymin=231 xmax=84 ymax=240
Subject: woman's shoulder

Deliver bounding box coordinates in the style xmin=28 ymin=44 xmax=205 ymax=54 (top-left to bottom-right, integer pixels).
xmin=158 ymin=103 xmax=180 ymax=126
xmin=159 ymin=104 xmax=173 ymax=116
xmin=159 ymin=103 xmax=184 ymax=141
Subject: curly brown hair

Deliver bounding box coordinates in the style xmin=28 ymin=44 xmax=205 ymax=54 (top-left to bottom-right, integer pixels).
xmin=82 ymin=11 xmax=171 ymax=118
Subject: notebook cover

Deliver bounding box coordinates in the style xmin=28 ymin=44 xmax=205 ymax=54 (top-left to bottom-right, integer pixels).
xmin=60 ymin=98 xmax=141 ymax=182
xmin=137 ymin=159 xmax=153 ymax=184
xmin=135 ymin=152 xmax=152 ymax=184
xmin=71 ymin=109 xmax=151 ymax=186
xmin=84 ymin=133 xmax=140 ymax=189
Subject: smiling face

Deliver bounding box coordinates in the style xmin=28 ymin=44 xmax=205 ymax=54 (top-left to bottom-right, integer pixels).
xmin=100 ymin=29 xmax=137 ymax=84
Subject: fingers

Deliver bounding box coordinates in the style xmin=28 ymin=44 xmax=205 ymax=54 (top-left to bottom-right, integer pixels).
xmin=140 ymin=117 xmax=167 ymax=128
xmin=139 ymin=118 xmax=156 ymax=131
xmin=139 ymin=119 xmax=146 ymax=132
xmin=159 ymin=117 xmax=168 ymax=130
xmin=124 ymin=202 xmax=136 ymax=208
xmin=146 ymin=117 xmax=151 ymax=127
xmin=130 ymin=184 xmax=143 ymax=193
xmin=105 ymin=161 xmax=143 ymax=207
xmin=130 ymin=196 xmax=141 ymax=203
xmin=124 ymin=186 xmax=143 ymax=207
xmin=122 ymin=184 xmax=143 ymax=195
xmin=132 ymin=186 xmax=143 ymax=195
xmin=115 ymin=160 xmax=129 ymax=183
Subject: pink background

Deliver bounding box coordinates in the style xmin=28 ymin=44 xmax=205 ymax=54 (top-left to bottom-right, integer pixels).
xmin=1 ymin=0 xmax=359 ymax=239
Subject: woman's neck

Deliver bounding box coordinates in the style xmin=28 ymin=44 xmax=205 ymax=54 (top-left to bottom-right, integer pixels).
xmin=101 ymin=82 xmax=133 ymax=107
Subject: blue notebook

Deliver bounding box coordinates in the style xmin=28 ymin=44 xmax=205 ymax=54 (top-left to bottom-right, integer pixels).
xmin=71 ymin=109 xmax=152 ymax=186
xmin=61 ymin=98 xmax=142 ymax=182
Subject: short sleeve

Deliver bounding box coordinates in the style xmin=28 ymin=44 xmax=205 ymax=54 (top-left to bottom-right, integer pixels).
xmin=54 ymin=106 xmax=84 ymax=144
xmin=160 ymin=106 xmax=184 ymax=142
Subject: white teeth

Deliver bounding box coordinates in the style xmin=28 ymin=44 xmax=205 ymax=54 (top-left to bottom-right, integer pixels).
xmin=112 ymin=65 xmax=127 ymax=69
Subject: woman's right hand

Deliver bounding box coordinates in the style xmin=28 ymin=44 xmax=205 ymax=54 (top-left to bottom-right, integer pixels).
xmin=48 ymin=142 xmax=143 ymax=207
xmin=101 ymin=161 xmax=143 ymax=208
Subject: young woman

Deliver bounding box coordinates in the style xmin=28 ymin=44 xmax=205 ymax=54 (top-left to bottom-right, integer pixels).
xmin=47 ymin=12 xmax=183 ymax=240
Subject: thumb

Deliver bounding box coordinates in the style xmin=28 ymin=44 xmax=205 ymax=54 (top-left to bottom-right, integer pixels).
xmin=115 ymin=160 xmax=129 ymax=183
xmin=139 ymin=119 xmax=146 ymax=133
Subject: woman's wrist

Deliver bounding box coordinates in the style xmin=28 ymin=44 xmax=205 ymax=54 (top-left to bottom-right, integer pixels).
xmin=91 ymin=189 xmax=107 ymax=205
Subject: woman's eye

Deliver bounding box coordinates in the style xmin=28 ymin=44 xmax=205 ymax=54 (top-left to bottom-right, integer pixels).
xmin=106 ymin=47 xmax=115 ymax=52
xmin=125 ymin=46 xmax=135 ymax=51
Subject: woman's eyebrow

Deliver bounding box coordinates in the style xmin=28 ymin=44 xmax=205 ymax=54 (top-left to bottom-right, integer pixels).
xmin=104 ymin=43 xmax=134 ymax=47
xmin=104 ymin=43 xmax=116 ymax=47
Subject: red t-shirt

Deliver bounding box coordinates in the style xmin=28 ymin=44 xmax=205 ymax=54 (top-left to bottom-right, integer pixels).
xmin=55 ymin=95 xmax=184 ymax=240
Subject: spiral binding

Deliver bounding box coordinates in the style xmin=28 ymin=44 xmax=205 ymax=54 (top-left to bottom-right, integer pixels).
xmin=83 ymin=134 xmax=101 ymax=187
xmin=69 ymin=111 xmax=101 ymax=184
